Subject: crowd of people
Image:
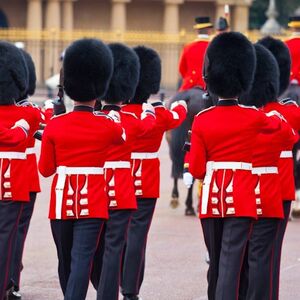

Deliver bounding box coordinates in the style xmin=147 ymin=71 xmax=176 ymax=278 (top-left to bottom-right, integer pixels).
xmin=0 ymin=13 xmax=299 ymax=300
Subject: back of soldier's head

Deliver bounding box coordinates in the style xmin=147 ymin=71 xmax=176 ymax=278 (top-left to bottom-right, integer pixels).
xmin=258 ymin=36 xmax=291 ymax=97
xmin=204 ymin=32 xmax=256 ymax=99
xmin=0 ymin=41 xmax=28 ymax=105
xmin=17 ymin=49 xmax=36 ymax=101
xmin=104 ymin=43 xmax=140 ymax=104
xmin=239 ymin=44 xmax=279 ymax=107
xmin=130 ymin=46 xmax=161 ymax=104
xmin=63 ymin=38 xmax=113 ymax=102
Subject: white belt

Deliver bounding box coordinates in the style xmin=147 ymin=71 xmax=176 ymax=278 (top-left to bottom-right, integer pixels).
xmin=25 ymin=147 xmax=36 ymax=155
xmin=55 ymin=166 xmax=104 ymax=219
xmin=0 ymin=152 xmax=26 ymax=160
xmin=104 ymin=161 xmax=130 ymax=169
xmin=280 ymin=151 xmax=293 ymax=158
xmin=131 ymin=152 xmax=158 ymax=159
xmin=201 ymin=161 xmax=252 ymax=215
xmin=252 ymin=167 xmax=278 ymax=175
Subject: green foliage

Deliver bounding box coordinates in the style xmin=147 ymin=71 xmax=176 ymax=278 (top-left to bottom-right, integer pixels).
xmin=249 ymin=0 xmax=300 ymax=30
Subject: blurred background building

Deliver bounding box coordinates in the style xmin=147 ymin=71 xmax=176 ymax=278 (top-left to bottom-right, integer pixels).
xmin=0 ymin=0 xmax=298 ymax=90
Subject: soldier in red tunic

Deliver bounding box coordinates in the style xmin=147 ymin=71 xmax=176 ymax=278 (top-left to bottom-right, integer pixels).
xmin=286 ymin=16 xmax=300 ymax=86
xmin=38 ymin=39 xmax=125 ymax=300
xmin=0 ymin=42 xmax=41 ymax=300
xmin=285 ymin=16 xmax=300 ymax=218
xmin=189 ymin=32 xmax=282 ymax=300
xmin=90 ymin=43 xmax=156 ymax=300
xmin=178 ymin=16 xmax=213 ymax=91
xmin=258 ymin=36 xmax=300 ymax=300
xmin=6 ymin=49 xmax=44 ymax=300
xmin=121 ymin=46 xmax=187 ymax=300
xmin=239 ymin=44 xmax=299 ymax=300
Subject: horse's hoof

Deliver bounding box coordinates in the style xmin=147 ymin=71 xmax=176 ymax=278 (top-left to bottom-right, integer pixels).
xmin=185 ymin=207 xmax=196 ymax=216
xmin=291 ymin=209 xmax=300 ymax=218
xmin=170 ymin=198 xmax=179 ymax=209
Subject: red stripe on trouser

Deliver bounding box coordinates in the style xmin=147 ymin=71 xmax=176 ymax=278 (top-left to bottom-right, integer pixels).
xmin=118 ymin=214 xmax=132 ymax=299
xmin=134 ymin=202 xmax=156 ymax=294
xmin=236 ymin=221 xmax=253 ymax=300
xmin=269 ymin=223 xmax=280 ymax=300
xmin=89 ymin=222 xmax=104 ymax=279
xmin=1 ymin=203 xmax=23 ymax=298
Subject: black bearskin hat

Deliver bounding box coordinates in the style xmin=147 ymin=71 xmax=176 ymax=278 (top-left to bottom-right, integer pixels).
xmin=0 ymin=41 xmax=28 ymax=105
xmin=204 ymin=32 xmax=256 ymax=98
xmin=257 ymin=36 xmax=291 ymax=96
xmin=239 ymin=44 xmax=279 ymax=107
xmin=131 ymin=46 xmax=161 ymax=104
xmin=104 ymin=43 xmax=140 ymax=104
xmin=20 ymin=49 xmax=36 ymax=97
xmin=63 ymin=38 xmax=113 ymax=102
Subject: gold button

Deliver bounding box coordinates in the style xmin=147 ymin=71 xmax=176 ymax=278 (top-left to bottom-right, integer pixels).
xmin=190 ymin=79 xmax=193 ymax=83
xmin=192 ymin=70 xmax=196 ymax=74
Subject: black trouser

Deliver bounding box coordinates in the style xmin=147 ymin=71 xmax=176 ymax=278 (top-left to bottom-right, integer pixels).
xmin=245 ymin=218 xmax=280 ymax=300
xmin=91 ymin=210 xmax=133 ymax=300
xmin=121 ymin=198 xmax=157 ymax=297
xmin=51 ymin=218 xmax=104 ymax=300
xmin=271 ymin=201 xmax=292 ymax=300
xmin=10 ymin=192 xmax=37 ymax=291
xmin=201 ymin=218 xmax=253 ymax=300
xmin=0 ymin=201 xmax=23 ymax=299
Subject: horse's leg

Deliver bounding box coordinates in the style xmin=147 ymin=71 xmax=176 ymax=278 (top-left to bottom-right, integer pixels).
xmin=170 ymin=178 xmax=179 ymax=209
xmin=185 ymin=181 xmax=196 ymax=216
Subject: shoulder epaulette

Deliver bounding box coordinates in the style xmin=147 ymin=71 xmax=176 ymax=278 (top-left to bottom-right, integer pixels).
xmin=121 ymin=111 xmax=138 ymax=119
xmin=93 ymin=111 xmax=114 ymax=121
xmin=279 ymin=98 xmax=299 ymax=107
xmin=51 ymin=112 xmax=68 ymax=119
xmin=238 ymin=104 xmax=259 ymax=111
xmin=196 ymin=106 xmax=216 ymax=116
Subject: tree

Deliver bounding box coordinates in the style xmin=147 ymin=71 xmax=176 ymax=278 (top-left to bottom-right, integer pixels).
xmin=249 ymin=0 xmax=300 ymax=30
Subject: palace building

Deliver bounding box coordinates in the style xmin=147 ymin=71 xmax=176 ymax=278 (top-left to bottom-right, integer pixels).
xmin=0 ymin=0 xmax=253 ymax=88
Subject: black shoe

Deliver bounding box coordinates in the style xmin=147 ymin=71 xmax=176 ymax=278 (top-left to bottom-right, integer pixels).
xmin=185 ymin=206 xmax=196 ymax=216
xmin=7 ymin=289 xmax=21 ymax=300
xmin=123 ymin=295 xmax=142 ymax=300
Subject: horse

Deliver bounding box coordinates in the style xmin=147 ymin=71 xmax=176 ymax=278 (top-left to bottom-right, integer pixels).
xmin=166 ymin=87 xmax=215 ymax=215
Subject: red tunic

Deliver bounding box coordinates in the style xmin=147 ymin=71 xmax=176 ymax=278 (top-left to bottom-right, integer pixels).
xmin=0 ymin=105 xmax=40 ymax=202
xmin=252 ymin=118 xmax=298 ymax=218
xmin=264 ymin=101 xmax=300 ymax=200
xmin=38 ymin=106 xmax=125 ymax=220
xmin=122 ymin=101 xmax=187 ymax=198
xmin=101 ymin=105 xmax=156 ymax=210
xmin=43 ymin=108 xmax=54 ymax=124
xmin=189 ymin=100 xmax=281 ymax=219
xmin=179 ymin=38 xmax=209 ymax=91
xmin=17 ymin=101 xmax=44 ymax=193
xmin=285 ymin=36 xmax=300 ymax=84
xmin=0 ymin=126 xmax=28 ymax=147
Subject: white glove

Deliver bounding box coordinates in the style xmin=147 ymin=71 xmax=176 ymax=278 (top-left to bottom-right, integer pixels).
xmin=183 ymin=172 xmax=194 ymax=189
xmin=13 ymin=119 xmax=30 ymax=131
xmin=44 ymin=99 xmax=54 ymax=109
xmin=142 ymin=102 xmax=155 ymax=115
xmin=108 ymin=110 xmax=121 ymax=123
xmin=170 ymin=100 xmax=187 ymax=111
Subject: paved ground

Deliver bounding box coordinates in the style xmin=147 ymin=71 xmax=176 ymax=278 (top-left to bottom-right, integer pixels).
xmin=19 ymin=138 xmax=300 ymax=300
xmin=19 ymin=94 xmax=300 ymax=299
